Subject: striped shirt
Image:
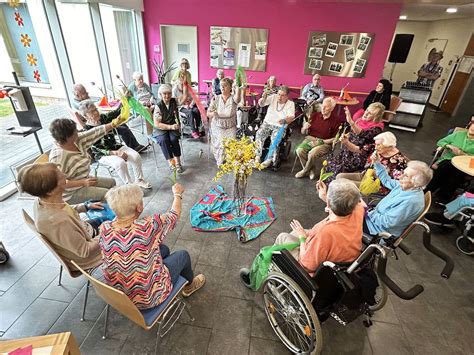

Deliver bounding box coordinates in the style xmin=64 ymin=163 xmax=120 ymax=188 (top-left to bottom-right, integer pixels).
xmin=99 ymin=210 xmax=178 ymax=309
xmin=49 ymin=126 xmax=106 ymax=201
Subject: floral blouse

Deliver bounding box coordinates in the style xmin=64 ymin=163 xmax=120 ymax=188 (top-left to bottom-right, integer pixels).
xmin=376 ymin=151 xmax=408 ymax=194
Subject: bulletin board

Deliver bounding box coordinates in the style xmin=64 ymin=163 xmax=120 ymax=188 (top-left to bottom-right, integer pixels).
xmin=304 ymin=31 xmax=375 ymax=78
xmin=210 ymin=26 xmax=268 ymax=71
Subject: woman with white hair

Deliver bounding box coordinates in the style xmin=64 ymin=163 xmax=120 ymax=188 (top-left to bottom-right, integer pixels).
xmin=152 ymin=84 xmax=183 ymax=173
xmin=128 ymin=71 xmax=155 ymax=135
xmin=337 ymin=131 xmax=408 ymax=194
xmin=212 ymin=69 xmax=225 ymax=96
xmin=364 ymin=156 xmax=433 ymax=238
xmin=99 ymin=183 xmax=205 ymax=310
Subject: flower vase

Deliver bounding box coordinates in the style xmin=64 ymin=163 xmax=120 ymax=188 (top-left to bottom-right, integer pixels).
xmin=233 ymin=175 xmax=248 ymax=216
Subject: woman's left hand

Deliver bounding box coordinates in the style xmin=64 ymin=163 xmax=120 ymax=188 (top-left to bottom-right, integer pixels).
xmin=290 ymin=219 xmax=307 ymax=238
xmin=340 ymin=133 xmax=349 ymax=146
xmin=89 ymin=202 xmax=104 ymax=210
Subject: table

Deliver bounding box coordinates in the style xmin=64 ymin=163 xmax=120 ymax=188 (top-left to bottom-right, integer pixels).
xmin=452 ymin=156 xmax=474 ymax=176
xmin=0 ymin=332 xmax=80 ymax=355
xmin=333 ymin=97 xmax=360 ymax=106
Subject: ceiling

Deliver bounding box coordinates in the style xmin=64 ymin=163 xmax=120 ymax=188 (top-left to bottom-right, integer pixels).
xmin=400 ymin=2 xmax=474 ymax=21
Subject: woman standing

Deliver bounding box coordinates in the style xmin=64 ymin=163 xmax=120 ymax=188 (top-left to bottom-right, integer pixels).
xmin=207 ymin=77 xmax=242 ymax=165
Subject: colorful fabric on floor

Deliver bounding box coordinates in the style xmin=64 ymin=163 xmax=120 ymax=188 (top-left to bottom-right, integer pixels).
xmin=190 ymin=185 xmax=277 ymax=242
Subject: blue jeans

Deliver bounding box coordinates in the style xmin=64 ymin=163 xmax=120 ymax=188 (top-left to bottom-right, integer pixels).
xmin=160 ymin=245 xmax=194 ymax=284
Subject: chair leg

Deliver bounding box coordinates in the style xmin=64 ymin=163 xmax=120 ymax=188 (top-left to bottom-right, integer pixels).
xmin=179 ymin=139 xmax=184 ymax=164
xmin=58 ymin=265 xmax=63 ymax=286
xmin=184 ymin=302 xmax=195 ymax=322
xmin=102 ymin=304 xmax=110 ymax=340
xmin=291 ymin=155 xmax=299 ymax=173
xmin=81 ymin=280 xmax=90 ymax=321
xmin=150 ymin=142 xmax=159 ymax=170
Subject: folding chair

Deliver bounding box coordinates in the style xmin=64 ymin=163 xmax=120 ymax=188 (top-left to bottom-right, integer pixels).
xmin=22 ymin=210 xmax=91 ymax=321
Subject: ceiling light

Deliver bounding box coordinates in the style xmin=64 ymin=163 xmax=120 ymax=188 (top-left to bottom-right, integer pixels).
xmin=446 ymin=8 xmax=458 ymax=13
xmin=399 ymin=15 xmax=407 ymax=20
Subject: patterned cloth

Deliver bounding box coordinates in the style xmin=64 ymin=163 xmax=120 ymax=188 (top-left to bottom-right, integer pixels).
xmin=190 ymin=185 xmax=277 ymax=242
xmin=99 ymin=210 xmax=178 ymax=309
xmin=376 ymin=152 xmax=408 ymax=194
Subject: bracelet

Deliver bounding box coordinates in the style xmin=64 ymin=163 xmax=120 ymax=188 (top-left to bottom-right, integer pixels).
xmin=174 ymin=193 xmax=183 ymax=199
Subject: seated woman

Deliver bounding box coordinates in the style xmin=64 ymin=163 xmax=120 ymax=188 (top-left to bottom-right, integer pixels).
xmin=212 ymin=69 xmax=225 ymax=96
xmin=152 ymin=84 xmax=184 ymax=173
xmin=257 ymin=75 xmax=279 ymax=120
xmin=325 ymin=102 xmax=385 ymax=182
xmin=364 ymin=157 xmax=433 ymax=238
xmin=337 ymin=131 xmax=408 ymax=194
xmin=99 ymin=183 xmax=205 ymax=310
xmin=426 ymin=121 xmax=474 ymax=203
xmin=295 ymin=97 xmax=339 ymax=180
xmin=79 ymin=100 xmax=152 ymax=189
xmin=363 ymin=79 xmax=392 ymax=111
xmin=171 ymin=58 xmax=192 ymax=86
xmin=128 ymin=71 xmax=155 ymax=135
xmin=207 ymin=77 xmax=242 ymax=165
xmin=49 ymin=118 xmax=119 ymax=204
xmin=173 ymin=70 xmax=203 ymax=139
xmin=18 ymin=163 xmax=102 ymax=271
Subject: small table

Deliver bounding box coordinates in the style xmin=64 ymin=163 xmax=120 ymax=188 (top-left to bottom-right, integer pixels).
xmin=333 ymin=97 xmax=360 ymax=106
xmin=452 ymin=156 xmax=474 ymax=177
xmin=0 ymin=332 xmax=80 ymax=355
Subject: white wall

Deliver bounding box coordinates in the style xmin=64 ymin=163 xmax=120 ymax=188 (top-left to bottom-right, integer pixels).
xmin=384 ymin=18 xmax=474 ymax=106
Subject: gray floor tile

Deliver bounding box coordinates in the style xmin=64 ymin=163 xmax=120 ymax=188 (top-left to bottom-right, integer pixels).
xmin=248 ymin=336 xmax=289 ymax=355
xmin=366 ymin=321 xmax=413 ymax=355
xmin=156 ymin=323 xmax=211 ymax=355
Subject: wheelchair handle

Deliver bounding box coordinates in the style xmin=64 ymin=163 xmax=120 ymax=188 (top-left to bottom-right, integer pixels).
xmin=376 ymin=255 xmax=424 ymax=300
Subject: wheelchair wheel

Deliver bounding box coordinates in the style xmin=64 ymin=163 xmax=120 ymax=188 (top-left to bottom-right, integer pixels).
xmin=456 ymin=236 xmax=474 ymax=256
xmin=369 ymin=258 xmax=388 ymax=312
xmin=263 ymin=272 xmax=322 ymax=354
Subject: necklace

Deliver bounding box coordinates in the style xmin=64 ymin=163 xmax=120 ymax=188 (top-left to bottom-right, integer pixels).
xmin=276 ymin=100 xmax=287 ymax=112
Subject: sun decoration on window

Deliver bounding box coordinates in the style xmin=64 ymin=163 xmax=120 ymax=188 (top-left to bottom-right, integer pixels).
xmin=8 ymin=0 xmax=20 ymax=8
xmin=27 ymin=54 xmax=37 ymax=66
xmin=20 ymin=34 xmax=31 ymax=47
xmin=14 ymin=12 xmax=24 ymax=26
xmin=33 ymin=70 xmax=41 ymax=83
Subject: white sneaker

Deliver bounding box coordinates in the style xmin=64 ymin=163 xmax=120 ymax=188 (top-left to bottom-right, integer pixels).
xmin=295 ymin=170 xmax=307 ymax=178
xmin=135 ymin=179 xmax=152 ymax=189
xmin=261 ymin=159 xmax=272 ymax=169
xmin=309 ymin=171 xmax=316 ymax=180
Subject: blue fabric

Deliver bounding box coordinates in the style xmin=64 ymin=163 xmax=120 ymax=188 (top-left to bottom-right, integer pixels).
xmin=85 ymin=203 xmax=116 ymax=224
xmin=365 ymin=162 xmax=424 ymax=237
xmin=444 ymin=193 xmax=474 ymax=219
xmin=264 ymin=124 xmax=286 ymax=162
xmin=190 ymin=185 xmax=277 ymax=243
xmin=140 ymin=275 xmax=188 ymax=327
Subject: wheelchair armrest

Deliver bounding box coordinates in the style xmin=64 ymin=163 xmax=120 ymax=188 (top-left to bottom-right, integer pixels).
xmin=272 ymin=250 xmax=318 ymax=297
xmin=321 ymin=262 xmax=355 ymax=290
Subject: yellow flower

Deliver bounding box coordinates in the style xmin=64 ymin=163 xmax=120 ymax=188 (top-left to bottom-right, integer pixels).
xmin=322 ymin=160 xmax=328 ymax=166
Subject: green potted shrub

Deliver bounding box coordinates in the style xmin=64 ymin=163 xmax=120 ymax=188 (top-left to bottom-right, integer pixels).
xmin=151 ymin=57 xmax=177 ymax=98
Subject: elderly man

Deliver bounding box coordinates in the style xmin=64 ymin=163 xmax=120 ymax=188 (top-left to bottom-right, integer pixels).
xmin=295 ymin=97 xmax=339 ymax=180
xmin=255 ymin=85 xmax=295 ymax=168
xmin=71 ymin=84 xmax=147 ymax=153
xmin=301 ymin=74 xmax=325 ymax=115
xmin=416 ymin=51 xmax=443 ymax=88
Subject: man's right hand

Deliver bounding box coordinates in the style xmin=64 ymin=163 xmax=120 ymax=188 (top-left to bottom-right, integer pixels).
xmin=83 ymin=177 xmax=98 ymax=187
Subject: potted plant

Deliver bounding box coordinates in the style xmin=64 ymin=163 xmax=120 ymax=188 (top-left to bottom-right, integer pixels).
xmin=151 ymin=56 xmax=177 ymax=98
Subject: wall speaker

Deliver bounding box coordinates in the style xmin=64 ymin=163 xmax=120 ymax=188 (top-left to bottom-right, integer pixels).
xmin=388 ymin=34 xmax=415 ymax=63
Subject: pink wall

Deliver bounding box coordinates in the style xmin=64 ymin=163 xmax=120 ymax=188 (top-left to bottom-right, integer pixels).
xmin=143 ymin=0 xmax=401 ymax=93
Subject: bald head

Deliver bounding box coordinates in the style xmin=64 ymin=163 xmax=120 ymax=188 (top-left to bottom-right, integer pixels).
xmin=72 ymin=84 xmax=89 ymax=101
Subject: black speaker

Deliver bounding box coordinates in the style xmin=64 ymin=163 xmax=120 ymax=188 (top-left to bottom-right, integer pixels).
xmin=388 ymin=34 xmax=414 ymax=63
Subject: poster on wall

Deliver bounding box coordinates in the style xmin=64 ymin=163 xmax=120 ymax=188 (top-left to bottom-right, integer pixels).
xmin=304 ymin=31 xmax=375 ymax=78
xmin=210 ymin=26 xmax=268 ymax=71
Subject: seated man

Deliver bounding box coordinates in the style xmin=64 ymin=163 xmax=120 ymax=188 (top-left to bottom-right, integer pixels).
xmin=127 ymin=71 xmax=156 ymax=135
xmin=295 ymin=97 xmax=339 ymax=180
xmin=300 ymin=74 xmax=325 ymax=116
xmin=255 ymin=85 xmax=295 ymax=168
xmin=364 ymin=157 xmax=433 ymax=238
xmin=71 ymin=83 xmax=147 ymax=153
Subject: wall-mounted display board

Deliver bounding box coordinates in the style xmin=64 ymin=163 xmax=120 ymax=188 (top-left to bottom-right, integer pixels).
xmin=210 ymin=26 xmax=268 ymax=71
xmin=303 ymin=31 xmax=375 ymax=78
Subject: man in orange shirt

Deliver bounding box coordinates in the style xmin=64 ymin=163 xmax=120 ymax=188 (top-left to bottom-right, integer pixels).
xmin=275 ymin=178 xmax=363 ymax=276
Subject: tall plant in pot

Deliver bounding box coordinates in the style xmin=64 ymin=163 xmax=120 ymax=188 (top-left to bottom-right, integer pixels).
xmin=151 ymin=57 xmax=177 ymax=98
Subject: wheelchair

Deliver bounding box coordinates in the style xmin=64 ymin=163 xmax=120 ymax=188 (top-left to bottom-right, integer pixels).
xmin=448 ymin=206 xmax=474 ymax=256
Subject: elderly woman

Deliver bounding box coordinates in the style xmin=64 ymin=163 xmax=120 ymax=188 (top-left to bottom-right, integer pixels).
xmin=364 ymin=158 xmax=433 ymax=238
xmin=99 ymin=183 xmax=205 ymax=310
xmin=337 ymin=131 xmax=408 ymax=194
xmin=173 ymin=70 xmax=203 ymax=139
xmin=171 ymin=58 xmax=192 ymax=85
xmin=49 ymin=118 xmax=120 ymax=204
xmin=212 ymin=69 xmax=225 ymax=96
xmin=18 ymin=163 xmax=103 ymax=271
xmin=295 ymin=97 xmax=339 ymax=179
xmin=207 ymin=77 xmax=242 ymax=165
xmin=152 ymin=84 xmax=183 ymax=173
xmin=79 ymin=100 xmax=151 ymax=189
xmin=128 ymin=72 xmax=155 ymax=135
xmin=426 ymin=120 xmax=474 ymax=202
xmin=325 ymin=102 xmax=385 ymax=182
xmin=241 ymin=179 xmax=363 ymax=283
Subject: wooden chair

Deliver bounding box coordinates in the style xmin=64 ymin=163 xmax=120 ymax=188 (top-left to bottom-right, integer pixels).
xmin=22 ymin=209 xmax=91 ymax=321
xmin=70 ymin=260 xmax=194 ymax=340
xmin=383 ymin=95 xmax=402 ymax=123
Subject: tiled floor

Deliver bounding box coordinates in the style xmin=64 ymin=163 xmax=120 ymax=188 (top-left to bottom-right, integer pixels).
xmin=1 ymin=109 xmax=473 ymax=354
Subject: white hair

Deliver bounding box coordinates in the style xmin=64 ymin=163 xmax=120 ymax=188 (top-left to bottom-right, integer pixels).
xmin=132 ymin=72 xmax=143 ymax=80
xmin=216 ymin=69 xmax=224 ymax=75
xmin=159 ymin=83 xmax=172 ymax=95
xmin=78 ymin=99 xmax=96 ymax=117
xmin=327 ymin=178 xmax=361 ymax=216
xmin=406 ymin=160 xmax=433 ymax=189
xmin=374 ymin=131 xmax=397 ymax=147
xmin=323 ymin=97 xmax=337 ymax=109
xmin=105 ymin=184 xmax=144 ymax=218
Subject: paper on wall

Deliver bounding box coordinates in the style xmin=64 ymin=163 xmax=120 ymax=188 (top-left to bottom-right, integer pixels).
xmin=210 ymin=44 xmax=222 ymax=67
xmin=255 ymin=42 xmax=267 ymax=60
xmin=458 ymin=56 xmax=474 ymax=74
xmin=223 ymin=48 xmax=235 ymax=66
xmin=238 ymin=43 xmax=251 ymax=68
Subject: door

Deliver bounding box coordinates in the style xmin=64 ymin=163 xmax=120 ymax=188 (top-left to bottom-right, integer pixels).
xmin=160 ymin=25 xmax=198 ymax=83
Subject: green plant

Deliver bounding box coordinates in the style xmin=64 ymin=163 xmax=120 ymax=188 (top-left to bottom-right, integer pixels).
xmin=151 ymin=57 xmax=177 ymax=84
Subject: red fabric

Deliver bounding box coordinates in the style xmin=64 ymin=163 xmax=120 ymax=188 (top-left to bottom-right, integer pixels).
xmin=308 ymin=111 xmax=341 ymax=139
xmin=184 ymin=82 xmax=207 ymax=124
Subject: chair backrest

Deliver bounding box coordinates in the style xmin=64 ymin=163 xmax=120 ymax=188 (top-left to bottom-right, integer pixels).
xmin=68 ymin=107 xmax=86 ymax=131
xmin=21 ymin=209 xmax=80 ymax=278
xmin=382 ymin=95 xmax=402 ymax=122
xmin=396 ymin=191 xmax=431 ymax=244
xmin=70 ymin=260 xmax=148 ymax=329
xmin=34 ymin=153 xmax=49 ymax=164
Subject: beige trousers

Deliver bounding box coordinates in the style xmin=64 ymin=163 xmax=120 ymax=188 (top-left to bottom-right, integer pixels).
xmin=296 ymin=139 xmax=331 ymax=174
xmin=274 ymin=231 xmax=301 ymax=260
xmin=336 ymin=172 xmax=364 ymax=187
